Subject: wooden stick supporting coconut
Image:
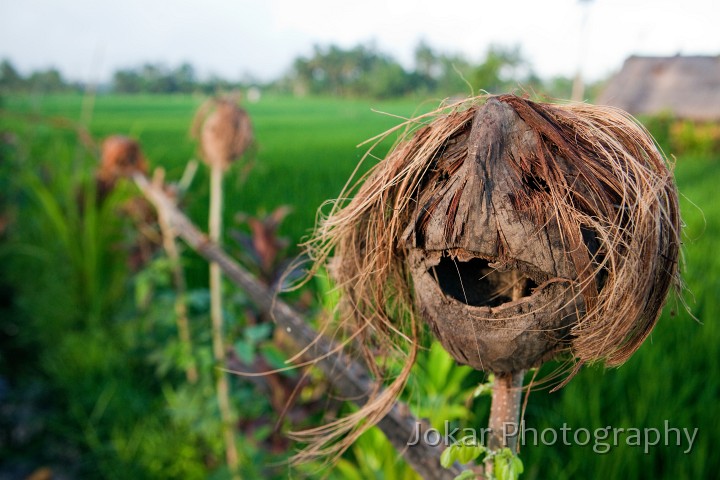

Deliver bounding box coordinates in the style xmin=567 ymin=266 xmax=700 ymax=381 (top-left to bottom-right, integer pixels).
xmin=208 ymin=163 xmax=240 ymax=479
xmin=487 ymin=372 xmax=524 ymax=452
xmin=485 ymin=274 xmax=525 ymax=474
xmin=194 ymin=96 xmax=254 ymax=480
xmin=153 ymin=169 xmax=198 ymax=384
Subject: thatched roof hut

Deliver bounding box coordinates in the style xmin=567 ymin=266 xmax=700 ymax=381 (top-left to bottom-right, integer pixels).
xmin=598 ymin=55 xmax=720 ymax=121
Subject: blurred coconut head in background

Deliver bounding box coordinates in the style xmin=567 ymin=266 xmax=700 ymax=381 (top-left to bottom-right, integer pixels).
xmin=193 ymin=94 xmax=253 ymax=170
xmin=97 ymin=135 xmax=148 ymax=196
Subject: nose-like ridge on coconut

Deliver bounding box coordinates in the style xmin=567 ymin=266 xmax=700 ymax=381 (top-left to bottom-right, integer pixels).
xmin=402 ymin=99 xmax=581 ymax=283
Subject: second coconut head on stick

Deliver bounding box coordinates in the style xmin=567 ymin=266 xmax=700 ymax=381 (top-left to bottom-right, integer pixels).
xmin=194 ymin=96 xmax=254 ymax=170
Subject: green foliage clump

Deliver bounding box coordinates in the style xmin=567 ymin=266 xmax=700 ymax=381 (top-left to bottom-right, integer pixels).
xmin=670 ymin=120 xmax=720 ymax=157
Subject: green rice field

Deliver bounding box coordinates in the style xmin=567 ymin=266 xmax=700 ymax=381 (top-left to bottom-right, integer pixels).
xmin=0 ymin=93 xmax=718 ymax=479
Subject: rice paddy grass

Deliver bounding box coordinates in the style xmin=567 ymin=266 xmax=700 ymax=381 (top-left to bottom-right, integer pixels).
xmin=1 ymin=93 xmax=718 ymax=479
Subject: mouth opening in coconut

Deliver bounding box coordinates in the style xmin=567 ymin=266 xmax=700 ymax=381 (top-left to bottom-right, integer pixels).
xmin=428 ymin=255 xmax=538 ymax=308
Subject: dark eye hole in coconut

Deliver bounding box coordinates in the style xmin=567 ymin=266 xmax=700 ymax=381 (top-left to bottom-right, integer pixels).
xmin=428 ymin=256 xmax=538 ymax=307
xmin=522 ymin=172 xmax=551 ymax=194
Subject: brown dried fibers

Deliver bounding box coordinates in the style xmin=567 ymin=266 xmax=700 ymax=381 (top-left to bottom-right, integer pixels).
xmin=295 ymin=94 xmax=681 ymax=462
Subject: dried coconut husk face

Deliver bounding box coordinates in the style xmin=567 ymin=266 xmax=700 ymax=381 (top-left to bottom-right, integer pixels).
xmin=404 ymin=99 xmax=591 ymax=373
xmin=298 ymin=94 xmax=680 ymax=461
xmin=312 ymin=94 xmax=680 ymax=374
xmin=193 ymin=98 xmax=253 ymax=170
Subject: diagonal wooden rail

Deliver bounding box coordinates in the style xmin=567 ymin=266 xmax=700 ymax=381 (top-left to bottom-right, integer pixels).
xmin=133 ymin=173 xmax=464 ymax=479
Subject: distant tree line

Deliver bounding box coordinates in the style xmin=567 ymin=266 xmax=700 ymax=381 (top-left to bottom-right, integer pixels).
xmin=1 ymin=41 xmax=589 ymax=99
xmin=0 ymin=60 xmax=81 ymax=93
xmin=279 ymin=42 xmax=544 ymax=98
xmin=0 ymin=59 xmax=249 ymax=96
xmin=111 ymin=63 xmax=247 ymax=94
xmin=273 ymin=41 xmax=583 ymax=99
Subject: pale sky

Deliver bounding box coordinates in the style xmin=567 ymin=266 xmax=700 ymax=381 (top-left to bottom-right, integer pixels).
xmin=1 ymin=0 xmax=718 ymax=84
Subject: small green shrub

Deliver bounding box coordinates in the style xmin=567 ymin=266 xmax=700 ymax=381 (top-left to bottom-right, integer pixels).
xmin=670 ymin=120 xmax=720 ymax=157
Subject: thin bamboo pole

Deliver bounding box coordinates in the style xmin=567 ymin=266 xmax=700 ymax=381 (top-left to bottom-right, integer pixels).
xmin=155 ymin=171 xmax=198 ymax=383
xmin=209 ymin=163 xmax=240 ymax=480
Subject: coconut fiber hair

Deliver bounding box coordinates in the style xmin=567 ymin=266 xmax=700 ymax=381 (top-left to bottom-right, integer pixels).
xmin=298 ymin=94 xmax=680 ymax=461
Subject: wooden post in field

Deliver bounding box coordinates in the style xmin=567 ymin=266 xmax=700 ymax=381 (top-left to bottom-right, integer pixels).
xmin=194 ymin=96 xmax=253 ymax=480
